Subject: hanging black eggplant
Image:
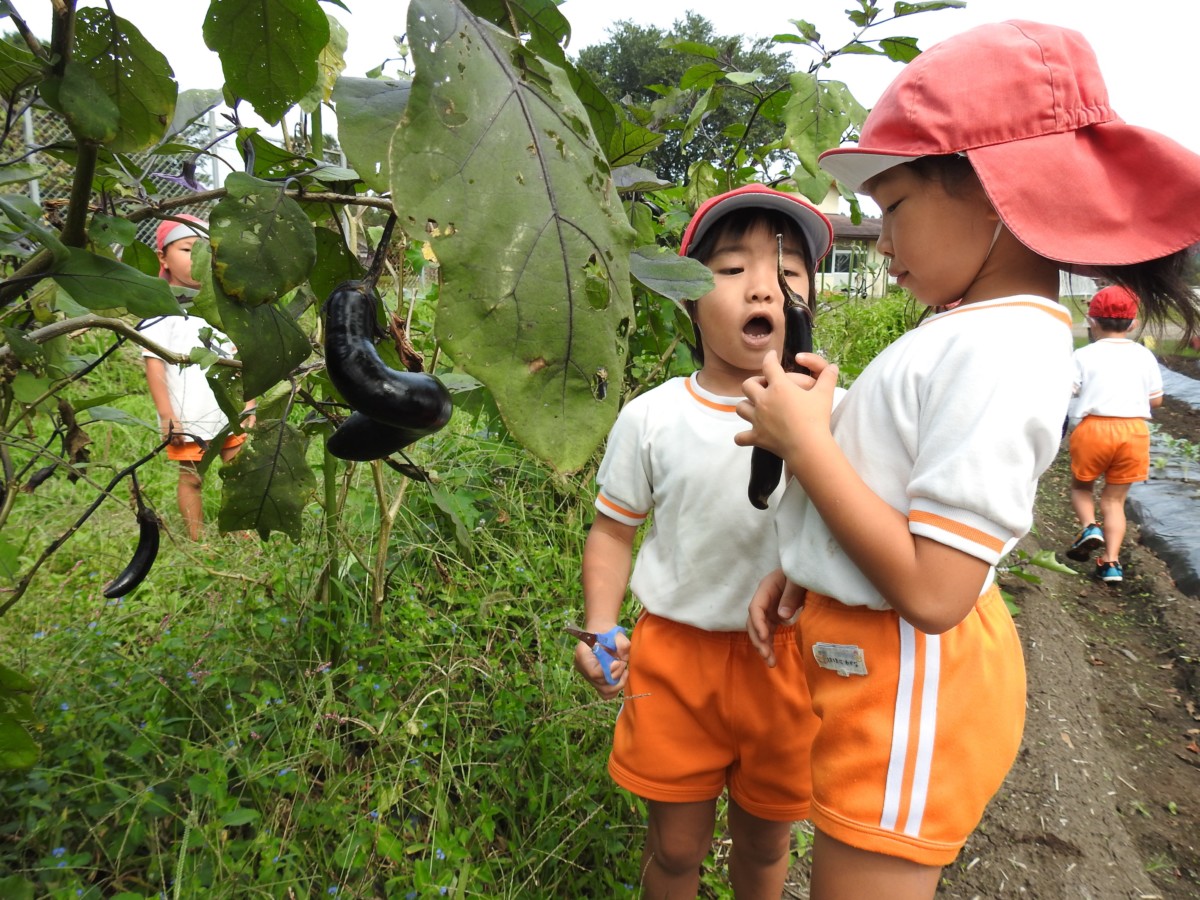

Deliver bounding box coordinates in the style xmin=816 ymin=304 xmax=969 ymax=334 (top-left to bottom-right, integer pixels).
xmin=102 ymin=484 xmax=161 ymax=598
xmin=747 ymin=235 xmax=814 ymax=510
xmin=322 ymin=280 xmax=453 ymax=459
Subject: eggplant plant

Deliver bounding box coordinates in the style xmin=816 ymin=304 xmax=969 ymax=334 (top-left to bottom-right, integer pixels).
xmin=0 ymin=0 xmax=961 ymax=767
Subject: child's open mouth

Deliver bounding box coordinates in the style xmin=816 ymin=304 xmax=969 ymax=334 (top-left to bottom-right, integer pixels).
xmin=743 ymin=315 xmax=774 ymax=346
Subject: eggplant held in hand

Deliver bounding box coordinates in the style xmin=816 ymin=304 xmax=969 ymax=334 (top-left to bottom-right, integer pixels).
xmin=747 ymin=236 xmax=813 ymax=510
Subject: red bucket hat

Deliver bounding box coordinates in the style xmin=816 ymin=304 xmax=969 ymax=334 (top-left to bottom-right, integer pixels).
xmin=679 ymin=183 xmax=833 ymax=265
xmin=1088 ymin=285 xmax=1139 ymax=319
xmin=818 ymin=20 xmax=1200 ymax=266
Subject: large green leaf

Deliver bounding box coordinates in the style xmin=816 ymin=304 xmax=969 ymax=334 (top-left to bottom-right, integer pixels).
xmin=391 ymin=0 xmax=636 ymax=473
xmin=783 ymin=73 xmax=868 ymax=179
xmin=298 ymin=12 xmax=348 ymax=113
xmin=156 ymin=88 xmax=224 ymax=148
xmin=210 ymin=172 xmax=318 ymax=306
xmin=0 ymin=37 xmax=42 ymax=97
xmin=211 ymin=278 xmax=311 ymax=399
xmin=203 ymin=0 xmax=329 ymax=124
xmin=69 ymin=7 xmax=177 ymax=152
xmin=49 ymin=249 xmax=183 ymax=318
xmin=217 ymin=419 xmax=315 ymax=541
xmin=40 ymin=64 xmax=119 ymax=144
xmin=331 ymin=76 xmax=412 ymax=193
xmin=629 ymin=247 xmax=714 ymax=309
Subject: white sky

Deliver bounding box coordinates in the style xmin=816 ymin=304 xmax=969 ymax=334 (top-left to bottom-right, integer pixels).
xmin=13 ymin=0 xmax=1200 ymax=155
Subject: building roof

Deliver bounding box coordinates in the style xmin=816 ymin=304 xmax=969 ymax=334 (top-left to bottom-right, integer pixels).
xmin=827 ymin=212 xmax=881 ymax=240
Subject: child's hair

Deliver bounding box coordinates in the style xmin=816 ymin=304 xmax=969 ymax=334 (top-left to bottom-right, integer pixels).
xmin=818 ymin=20 xmax=1200 ymax=344
xmin=1091 ymin=316 xmax=1134 ymax=333
xmin=677 ymin=185 xmax=832 ymax=366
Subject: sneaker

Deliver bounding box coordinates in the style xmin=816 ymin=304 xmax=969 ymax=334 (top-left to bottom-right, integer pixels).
xmin=1067 ymin=524 xmax=1104 ymax=561
xmin=1095 ymin=559 xmax=1123 ymax=583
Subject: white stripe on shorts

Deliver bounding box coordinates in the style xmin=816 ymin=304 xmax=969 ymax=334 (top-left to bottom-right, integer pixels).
xmin=879 ymin=621 xmax=915 ymax=831
xmin=879 ymin=620 xmax=941 ymax=837
xmin=904 ymin=633 xmax=940 ymax=836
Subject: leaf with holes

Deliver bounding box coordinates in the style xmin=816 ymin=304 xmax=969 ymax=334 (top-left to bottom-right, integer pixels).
xmin=210 ymin=172 xmax=317 ymax=307
xmin=390 ymin=0 xmax=636 ymax=472
xmin=202 ymin=0 xmax=329 ymax=124
xmin=217 ymin=419 xmax=315 ymax=541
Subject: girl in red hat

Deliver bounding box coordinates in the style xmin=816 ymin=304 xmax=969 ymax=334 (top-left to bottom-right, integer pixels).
xmin=736 ymin=20 xmax=1200 ymax=899
xmin=576 ymin=184 xmax=832 ymax=896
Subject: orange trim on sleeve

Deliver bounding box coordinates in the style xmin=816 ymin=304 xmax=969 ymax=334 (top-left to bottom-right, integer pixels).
xmin=909 ymin=509 xmax=1006 ymax=554
xmin=598 ymin=493 xmax=647 ymax=521
xmin=683 ymin=377 xmax=738 ymax=413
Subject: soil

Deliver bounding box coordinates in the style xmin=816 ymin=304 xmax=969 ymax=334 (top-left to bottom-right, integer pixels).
xmin=783 ymin=357 xmax=1200 ymax=899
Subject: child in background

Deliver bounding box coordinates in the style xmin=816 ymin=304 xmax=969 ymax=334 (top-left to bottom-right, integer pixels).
xmin=575 ymin=184 xmax=832 ymax=897
xmin=736 ymin=21 xmax=1200 ymax=900
xmin=1066 ymin=285 xmax=1164 ymax=583
xmin=139 ymin=216 xmax=254 ymax=540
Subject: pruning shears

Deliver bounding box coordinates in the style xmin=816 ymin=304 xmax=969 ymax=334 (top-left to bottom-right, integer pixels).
xmin=564 ymin=625 xmax=626 ymax=685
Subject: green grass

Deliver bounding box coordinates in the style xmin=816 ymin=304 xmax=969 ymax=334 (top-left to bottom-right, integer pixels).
xmin=1 ymin=332 xmax=666 ymax=899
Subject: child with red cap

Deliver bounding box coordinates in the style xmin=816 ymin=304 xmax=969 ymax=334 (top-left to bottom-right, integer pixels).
xmin=1065 ymin=285 xmax=1164 ymax=582
xmin=736 ymin=20 xmax=1200 ymax=898
xmin=575 ymin=184 xmax=832 ymax=896
xmin=139 ymin=215 xmax=254 ymax=540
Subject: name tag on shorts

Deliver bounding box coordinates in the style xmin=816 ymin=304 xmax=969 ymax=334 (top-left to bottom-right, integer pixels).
xmin=813 ymin=642 xmax=868 ymax=677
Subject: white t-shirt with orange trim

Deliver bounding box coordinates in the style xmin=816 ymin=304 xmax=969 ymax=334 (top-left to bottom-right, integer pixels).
xmin=1068 ymin=338 xmax=1163 ymax=425
xmin=776 ymin=294 xmax=1075 ymax=611
xmin=594 ymin=373 xmax=785 ymax=632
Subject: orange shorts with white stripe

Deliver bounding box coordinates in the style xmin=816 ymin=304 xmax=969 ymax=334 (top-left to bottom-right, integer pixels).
xmin=799 ymin=585 xmax=1025 ymax=866
xmin=1069 ymin=415 xmax=1150 ymax=484
xmin=608 ymin=612 xmax=819 ymax=821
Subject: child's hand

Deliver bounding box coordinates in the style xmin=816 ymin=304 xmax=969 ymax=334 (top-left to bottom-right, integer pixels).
xmin=573 ymin=624 xmax=630 ymax=700
xmin=735 ymin=350 xmax=839 ymax=460
xmin=746 ymin=569 xmax=804 ymax=667
xmin=161 ymin=418 xmax=185 ymax=446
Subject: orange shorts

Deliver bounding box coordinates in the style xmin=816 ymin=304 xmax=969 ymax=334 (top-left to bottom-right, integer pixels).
xmin=1069 ymin=415 xmax=1150 ymax=484
xmin=609 ymin=612 xmax=818 ymax=821
xmin=800 ymin=586 xmax=1025 ymax=866
xmin=166 ymin=433 xmax=246 ymax=462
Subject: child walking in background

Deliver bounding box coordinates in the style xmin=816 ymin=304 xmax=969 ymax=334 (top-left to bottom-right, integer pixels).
xmin=574 ymin=184 xmax=832 ymax=897
xmin=139 ymin=216 xmax=254 ymax=540
xmin=736 ymin=21 xmax=1200 ymax=900
xmin=1065 ymin=285 xmax=1164 ymax=583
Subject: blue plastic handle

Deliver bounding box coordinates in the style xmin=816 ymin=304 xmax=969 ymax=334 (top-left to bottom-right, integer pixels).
xmin=593 ymin=625 xmax=626 ymax=685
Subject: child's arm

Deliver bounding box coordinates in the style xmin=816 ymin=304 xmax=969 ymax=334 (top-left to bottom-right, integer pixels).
xmin=737 ymin=351 xmax=990 ymax=634
xmin=144 ymin=358 xmax=184 ymax=446
xmin=577 ymin=512 xmax=636 ymax=698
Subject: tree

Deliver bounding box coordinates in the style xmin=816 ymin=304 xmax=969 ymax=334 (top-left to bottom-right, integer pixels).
xmin=576 ymin=13 xmax=795 ymax=183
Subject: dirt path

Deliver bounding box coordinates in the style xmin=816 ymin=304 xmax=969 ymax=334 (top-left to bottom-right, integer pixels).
xmin=784 ymin=386 xmax=1200 ymax=899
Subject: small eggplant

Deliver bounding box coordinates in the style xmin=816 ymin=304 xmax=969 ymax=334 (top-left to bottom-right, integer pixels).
xmin=327 ymin=411 xmax=431 ymax=461
xmin=748 ymin=235 xmax=814 ymax=511
xmin=103 ymin=505 xmax=161 ymax=598
xmin=323 ymin=280 xmax=453 ymax=433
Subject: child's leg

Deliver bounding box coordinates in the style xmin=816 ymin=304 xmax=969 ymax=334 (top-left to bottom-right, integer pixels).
xmin=639 ymin=799 xmax=717 ymax=897
xmin=810 ymin=829 xmax=941 ymax=900
xmin=1069 ymin=476 xmax=1097 ymax=526
xmin=177 ymin=461 xmax=204 ymax=540
xmin=726 ymin=798 xmax=792 ymax=899
xmin=1097 ymin=480 xmax=1134 ymax=562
